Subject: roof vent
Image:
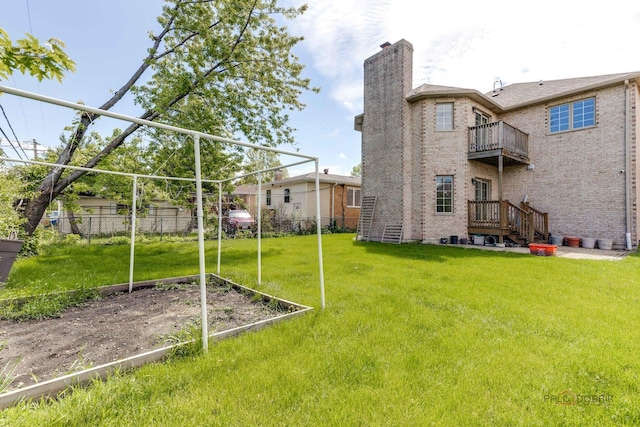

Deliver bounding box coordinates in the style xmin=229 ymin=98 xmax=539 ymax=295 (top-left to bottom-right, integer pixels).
xmin=324 ymin=168 xmax=329 ymax=174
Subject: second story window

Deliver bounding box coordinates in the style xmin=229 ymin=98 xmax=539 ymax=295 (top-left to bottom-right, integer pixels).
xmin=284 ymin=188 xmax=290 ymax=203
xmin=549 ymin=97 xmax=595 ymax=133
xmin=436 ymin=103 xmax=454 ymax=131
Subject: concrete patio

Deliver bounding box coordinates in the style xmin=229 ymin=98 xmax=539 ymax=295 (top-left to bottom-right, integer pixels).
xmin=457 ymin=243 xmax=632 ymax=261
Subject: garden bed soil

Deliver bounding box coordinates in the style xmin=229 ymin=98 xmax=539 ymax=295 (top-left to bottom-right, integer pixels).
xmin=0 ymin=280 xmax=286 ymax=391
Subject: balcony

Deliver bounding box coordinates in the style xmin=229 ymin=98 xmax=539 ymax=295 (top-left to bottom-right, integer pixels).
xmin=468 ymin=121 xmax=529 ymax=166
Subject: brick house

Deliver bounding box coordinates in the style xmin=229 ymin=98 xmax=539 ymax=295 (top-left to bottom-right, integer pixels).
xmin=355 ymin=39 xmax=638 ymax=249
xmin=259 ymin=170 xmax=361 ymax=230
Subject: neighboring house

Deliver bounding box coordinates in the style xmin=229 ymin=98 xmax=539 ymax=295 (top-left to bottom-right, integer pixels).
xmin=226 ymin=184 xmax=258 ymax=215
xmin=255 ymin=170 xmax=361 ymax=230
xmin=54 ymin=196 xmax=193 ymax=236
xmin=355 ymin=39 xmax=638 ymax=249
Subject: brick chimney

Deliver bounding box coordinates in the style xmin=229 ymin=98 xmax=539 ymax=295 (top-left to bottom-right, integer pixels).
xmin=274 ymin=169 xmax=283 ymax=181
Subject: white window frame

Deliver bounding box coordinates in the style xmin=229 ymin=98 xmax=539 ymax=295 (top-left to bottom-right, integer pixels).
xmin=347 ymin=187 xmax=361 ymax=207
xmin=436 ymin=175 xmax=454 ymax=214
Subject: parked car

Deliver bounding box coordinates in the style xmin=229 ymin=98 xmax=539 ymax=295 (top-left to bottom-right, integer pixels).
xmin=223 ymin=209 xmax=256 ymax=236
xmin=48 ymin=211 xmax=60 ymax=227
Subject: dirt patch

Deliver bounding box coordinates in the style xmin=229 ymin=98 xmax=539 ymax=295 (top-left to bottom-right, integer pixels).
xmin=0 ymin=280 xmax=288 ymax=391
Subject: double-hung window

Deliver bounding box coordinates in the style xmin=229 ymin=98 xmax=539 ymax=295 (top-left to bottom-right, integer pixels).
xmin=436 ymin=103 xmax=454 ymax=131
xmin=284 ymin=188 xmax=290 ymax=203
xmin=347 ymin=187 xmax=361 ymax=207
xmin=266 ymin=189 xmax=271 ymax=206
xmin=436 ymin=175 xmax=453 ymax=213
xmin=549 ymin=97 xmax=595 ymax=133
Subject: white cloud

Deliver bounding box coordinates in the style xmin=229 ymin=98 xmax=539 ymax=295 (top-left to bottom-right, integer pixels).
xmin=287 ymin=0 xmax=640 ymax=112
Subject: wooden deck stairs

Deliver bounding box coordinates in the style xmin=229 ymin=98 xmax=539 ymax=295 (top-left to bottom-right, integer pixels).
xmin=467 ymin=200 xmax=549 ymax=245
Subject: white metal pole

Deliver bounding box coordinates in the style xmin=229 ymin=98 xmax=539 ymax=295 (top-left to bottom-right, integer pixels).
xmin=128 ymin=175 xmax=138 ymax=293
xmin=193 ymin=135 xmax=209 ymax=351
xmin=257 ymin=173 xmax=262 ymax=285
xmin=314 ymin=161 xmax=326 ymax=309
xmin=217 ymin=181 xmax=222 ymax=275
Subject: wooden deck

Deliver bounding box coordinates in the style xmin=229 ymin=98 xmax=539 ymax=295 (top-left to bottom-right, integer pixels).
xmin=468 ymin=200 xmax=548 ymax=244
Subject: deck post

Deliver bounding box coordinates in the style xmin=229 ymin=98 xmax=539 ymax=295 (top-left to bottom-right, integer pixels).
xmin=499 ymin=201 xmax=507 ymax=243
xmin=527 ymin=211 xmax=534 ymax=243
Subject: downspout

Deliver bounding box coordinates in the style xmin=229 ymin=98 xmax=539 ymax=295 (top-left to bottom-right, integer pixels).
xmin=331 ymin=182 xmax=337 ymax=228
xmin=342 ymin=184 xmax=346 ymax=228
xmin=624 ymin=80 xmax=632 ymax=250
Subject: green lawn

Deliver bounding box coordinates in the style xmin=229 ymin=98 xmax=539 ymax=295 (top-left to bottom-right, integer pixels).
xmin=1 ymin=234 xmax=639 ymax=426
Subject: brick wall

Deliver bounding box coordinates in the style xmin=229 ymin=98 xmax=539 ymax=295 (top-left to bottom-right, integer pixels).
xmin=501 ymin=85 xmax=635 ymax=247
xmin=361 ymin=40 xmax=414 ymax=241
xmin=360 ymin=40 xmax=638 ymax=248
xmin=331 ymin=184 xmax=360 ymax=229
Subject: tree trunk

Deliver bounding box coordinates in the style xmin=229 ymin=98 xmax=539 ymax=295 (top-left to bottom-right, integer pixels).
xmin=19 ymin=6 xmax=182 ymax=237
xmin=67 ymin=210 xmax=83 ymax=236
xmin=19 ymin=2 xmax=256 ymax=236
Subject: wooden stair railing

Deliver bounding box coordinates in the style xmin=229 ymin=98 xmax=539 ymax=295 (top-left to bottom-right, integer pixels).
xmin=521 ymin=202 xmax=549 ymax=240
xmin=468 ymin=200 xmax=549 ymax=244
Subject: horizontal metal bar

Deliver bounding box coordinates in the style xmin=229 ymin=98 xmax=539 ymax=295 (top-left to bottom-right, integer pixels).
xmin=0 ymin=84 xmax=317 ymax=161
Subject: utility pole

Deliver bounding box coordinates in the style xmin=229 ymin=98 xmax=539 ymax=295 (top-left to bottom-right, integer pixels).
xmin=0 ymin=138 xmax=48 ymax=159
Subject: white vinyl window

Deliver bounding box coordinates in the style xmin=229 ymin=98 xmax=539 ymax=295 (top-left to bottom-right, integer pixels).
xmin=436 ymin=175 xmax=453 ymax=213
xmin=347 ymin=187 xmax=361 ymax=207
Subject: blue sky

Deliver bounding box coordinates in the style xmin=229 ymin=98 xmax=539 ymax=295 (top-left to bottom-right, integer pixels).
xmin=1 ymin=0 xmax=640 ymax=176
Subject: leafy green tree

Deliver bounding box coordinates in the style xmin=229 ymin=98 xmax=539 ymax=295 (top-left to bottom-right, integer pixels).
xmin=21 ymin=0 xmax=316 ymax=236
xmin=0 ymin=28 xmax=75 ymax=82
xmin=0 ymin=28 xmax=73 ymax=240
xmin=235 ymin=148 xmax=287 ymax=185
xmin=0 ymin=166 xmax=28 ymax=238
xmin=350 ymin=163 xmax=361 ymax=177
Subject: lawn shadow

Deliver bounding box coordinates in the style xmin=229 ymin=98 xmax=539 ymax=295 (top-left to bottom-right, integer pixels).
xmin=353 ymin=239 xmax=530 ymax=263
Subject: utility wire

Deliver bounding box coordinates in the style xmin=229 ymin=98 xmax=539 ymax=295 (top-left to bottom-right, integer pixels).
xmin=0 ymin=127 xmax=25 ymax=160
xmin=26 ymin=0 xmax=34 ymax=33
xmin=0 ymin=103 xmax=29 ymax=159
xmin=0 ymin=103 xmax=22 ymax=142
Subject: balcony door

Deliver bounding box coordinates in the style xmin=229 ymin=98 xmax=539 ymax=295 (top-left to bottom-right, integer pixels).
xmin=475 ymin=178 xmax=491 ymax=222
xmin=475 ymin=111 xmax=490 ymax=150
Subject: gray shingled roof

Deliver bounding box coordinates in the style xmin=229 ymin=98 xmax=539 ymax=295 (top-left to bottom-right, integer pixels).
xmin=273 ymin=172 xmax=361 ymax=186
xmin=486 ymin=72 xmax=640 ymax=109
xmin=407 ymin=71 xmax=640 ymax=112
